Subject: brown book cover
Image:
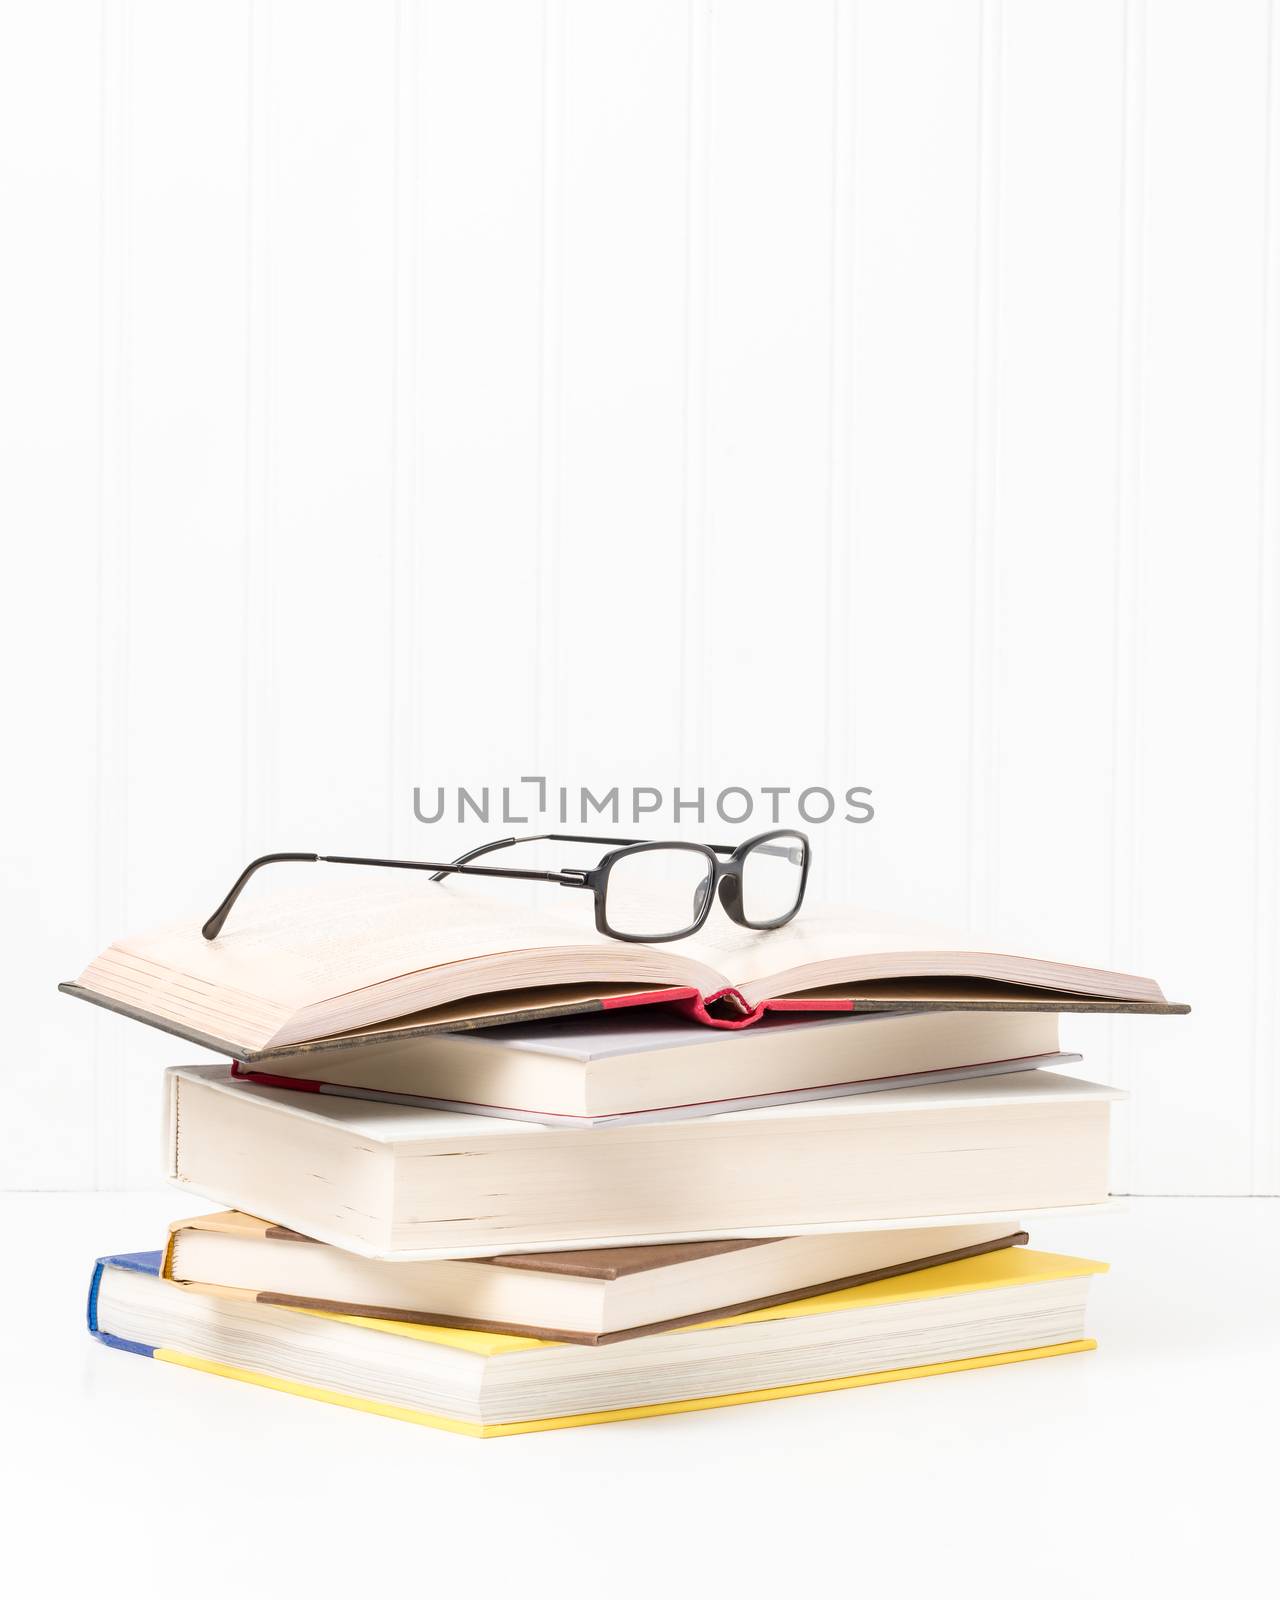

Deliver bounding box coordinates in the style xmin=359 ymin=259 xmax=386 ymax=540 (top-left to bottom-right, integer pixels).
xmin=59 ymin=975 xmax=1187 ymax=1065
xmin=484 ymin=1237 xmax=771 ymax=1280
xmin=167 ymin=1218 xmax=1030 ymax=1346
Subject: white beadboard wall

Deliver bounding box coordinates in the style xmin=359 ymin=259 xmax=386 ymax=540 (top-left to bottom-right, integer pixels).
xmin=0 ymin=0 xmax=1277 ymax=1192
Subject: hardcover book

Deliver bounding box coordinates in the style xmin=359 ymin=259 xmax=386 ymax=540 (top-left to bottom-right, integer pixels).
xmin=62 ymin=878 xmax=1184 ymax=1059
xmin=230 ymin=1006 xmax=1076 ymax=1125
xmin=89 ymin=1244 xmax=1107 ymax=1437
xmin=165 ymin=1062 xmax=1123 ymax=1259
xmin=162 ymin=1209 xmax=1029 ymax=1343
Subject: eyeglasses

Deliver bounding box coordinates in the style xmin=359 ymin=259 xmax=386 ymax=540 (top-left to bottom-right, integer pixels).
xmin=201 ymin=829 xmax=811 ymax=944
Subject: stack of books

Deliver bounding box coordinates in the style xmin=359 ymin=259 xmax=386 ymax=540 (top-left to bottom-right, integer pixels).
xmin=67 ymin=883 xmax=1183 ymax=1437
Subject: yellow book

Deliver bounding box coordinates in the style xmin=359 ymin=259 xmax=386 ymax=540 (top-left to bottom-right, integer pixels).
xmin=89 ymin=1245 xmax=1106 ymax=1437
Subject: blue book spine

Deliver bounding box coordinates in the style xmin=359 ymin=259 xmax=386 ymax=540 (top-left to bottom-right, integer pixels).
xmin=86 ymin=1251 xmax=164 ymax=1357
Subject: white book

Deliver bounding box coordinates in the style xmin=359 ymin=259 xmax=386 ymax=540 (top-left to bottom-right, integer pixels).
xmin=165 ymin=1063 xmax=1124 ymax=1261
xmin=233 ymin=1006 xmax=1074 ymax=1125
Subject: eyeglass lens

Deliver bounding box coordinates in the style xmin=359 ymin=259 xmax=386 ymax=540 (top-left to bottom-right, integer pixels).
xmin=604 ymin=848 xmax=714 ymax=940
xmin=740 ymin=832 xmax=806 ymax=924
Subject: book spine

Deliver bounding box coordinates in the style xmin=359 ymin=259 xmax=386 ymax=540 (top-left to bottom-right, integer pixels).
xmin=86 ymin=1254 xmax=163 ymax=1357
xmin=648 ymin=987 xmax=855 ymax=1030
xmin=230 ymin=1061 xmax=323 ymax=1092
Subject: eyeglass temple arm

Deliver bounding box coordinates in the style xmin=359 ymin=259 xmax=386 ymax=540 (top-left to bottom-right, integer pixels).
xmin=426 ymin=832 xmax=653 ymax=882
xmin=708 ymin=842 xmax=806 ymax=863
xmin=426 ymin=835 xmax=804 ymax=886
xmin=201 ymin=850 xmax=591 ymax=940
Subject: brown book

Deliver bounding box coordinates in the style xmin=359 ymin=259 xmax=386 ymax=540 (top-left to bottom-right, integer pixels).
xmin=164 ymin=1210 xmax=1030 ymax=1345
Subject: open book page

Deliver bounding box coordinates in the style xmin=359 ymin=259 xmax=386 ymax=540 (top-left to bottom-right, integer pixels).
xmin=80 ymin=876 xmax=726 ymax=1011
xmin=90 ymin=877 xmax=717 ymax=1011
xmin=74 ymin=880 xmax=1166 ymax=1051
xmin=671 ymin=907 xmax=1166 ymax=1004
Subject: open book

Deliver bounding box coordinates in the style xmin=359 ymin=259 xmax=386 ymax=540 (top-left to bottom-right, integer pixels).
xmin=60 ymin=876 xmax=1185 ymax=1061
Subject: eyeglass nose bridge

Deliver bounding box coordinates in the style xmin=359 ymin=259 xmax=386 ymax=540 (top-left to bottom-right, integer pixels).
xmin=690 ymin=862 xmax=717 ymax=925
xmin=716 ymin=867 xmax=744 ymax=922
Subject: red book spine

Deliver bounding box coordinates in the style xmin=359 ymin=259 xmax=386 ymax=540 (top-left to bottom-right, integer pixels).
xmin=627 ymin=985 xmax=857 ymax=1024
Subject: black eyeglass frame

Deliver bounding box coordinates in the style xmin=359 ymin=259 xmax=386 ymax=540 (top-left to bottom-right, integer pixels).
xmin=200 ymin=828 xmax=810 ymax=944
xmin=574 ymin=831 xmax=810 ymax=942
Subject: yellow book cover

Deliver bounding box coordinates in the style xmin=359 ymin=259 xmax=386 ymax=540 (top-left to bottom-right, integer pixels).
xmin=90 ymin=1245 xmax=1107 ymax=1438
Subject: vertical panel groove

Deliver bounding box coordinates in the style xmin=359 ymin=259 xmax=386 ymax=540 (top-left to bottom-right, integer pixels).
xmin=967 ymin=0 xmax=1004 ymax=930
xmin=389 ymin=0 xmax=422 ymax=852
xmin=10 ymin=0 xmax=1278 ymax=1194
xmin=1110 ymin=0 xmax=1147 ymax=1188
xmin=95 ymin=0 xmax=131 ymax=1187
xmin=534 ymin=0 xmax=565 ymax=778
xmin=242 ymin=0 xmax=272 ymax=856
xmin=679 ymin=0 xmax=712 ymax=780
xmin=825 ymin=0 xmax=858 ymax=901
xmin=1253 ymin=0 xmax=1280 ymax=1193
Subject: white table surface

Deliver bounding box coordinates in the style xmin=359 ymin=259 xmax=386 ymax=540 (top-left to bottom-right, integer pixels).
xmin=3 ymin=1192 xmax=1276 ymax=1598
